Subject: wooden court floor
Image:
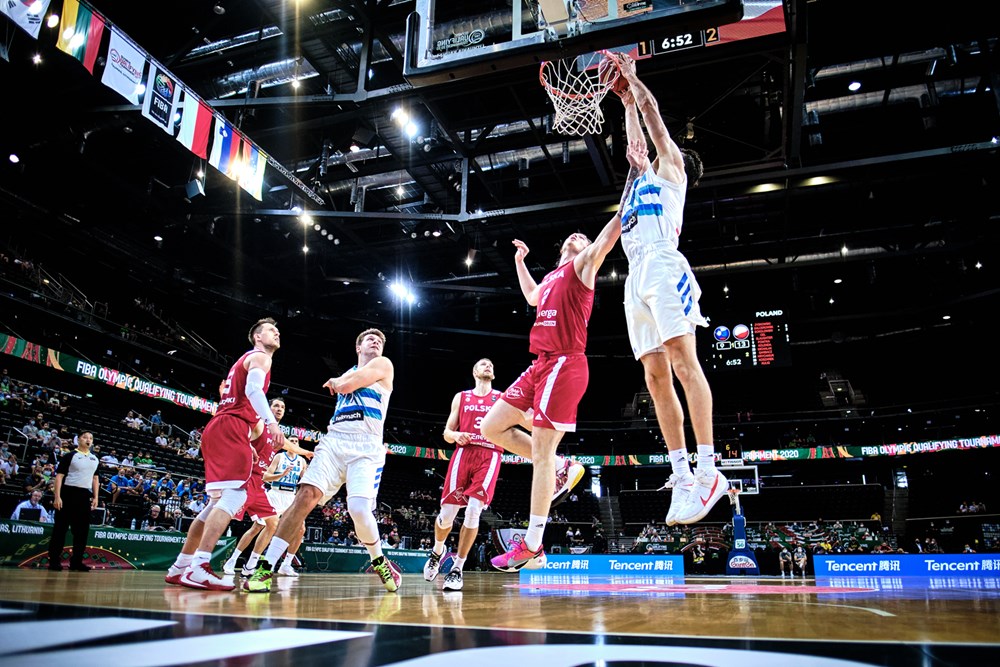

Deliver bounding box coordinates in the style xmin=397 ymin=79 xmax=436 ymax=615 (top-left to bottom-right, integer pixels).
xmin=1 ymin=569 xmax=999 ymax=665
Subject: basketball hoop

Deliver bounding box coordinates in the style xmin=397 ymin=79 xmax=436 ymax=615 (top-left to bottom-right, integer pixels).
xmin=539 ymin=50 xmax=619 ymax=136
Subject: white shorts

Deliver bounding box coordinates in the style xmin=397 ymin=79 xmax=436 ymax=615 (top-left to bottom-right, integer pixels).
xmin=624 ymin=248 xmax=708 ymax=359
xmin=298 ymin=432 xmax=386 ymax=509
xmin=265 ymin=487 xmax=297 ymax=516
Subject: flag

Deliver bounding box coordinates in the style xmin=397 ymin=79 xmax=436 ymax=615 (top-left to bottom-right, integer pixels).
xmin=238 ymin=143 xmax=267 ymax=201
xmin=100 ymin=26 xmax=145 ymax=104
xmin=141 ymin=62 xmax=181 ymax=135
xmin=176 ymin=93 xmax=213 ymax=159
xmin=0 ymin=0 xmax=52 ymax=40
xmin=55 ymin=0 xmax=105 ymax=73
xmin=208 ymin=116 xmax=243 ymax=178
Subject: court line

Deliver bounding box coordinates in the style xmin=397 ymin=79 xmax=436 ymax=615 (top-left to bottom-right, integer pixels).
xmin=0 ymin=618 xmax=176 ymax=655
xmin=6 ymin=628 xmax=371 ymax=667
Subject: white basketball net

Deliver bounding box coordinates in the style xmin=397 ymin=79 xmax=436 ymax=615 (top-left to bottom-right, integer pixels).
xmin=540 ymin=54 xmax=617 ymax=136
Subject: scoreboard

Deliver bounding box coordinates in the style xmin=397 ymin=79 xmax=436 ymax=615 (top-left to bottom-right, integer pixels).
xmin=705 ymin=309 xmax=791 ymax=371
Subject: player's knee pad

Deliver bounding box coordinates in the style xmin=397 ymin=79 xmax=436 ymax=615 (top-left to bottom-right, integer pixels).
xmin=436 ymin=504 xmax=460 ymax=529
xmin=214 ymin=487 xmax=247 ymax=517
xmin=463 ymin=498 xmax=484 ymax=530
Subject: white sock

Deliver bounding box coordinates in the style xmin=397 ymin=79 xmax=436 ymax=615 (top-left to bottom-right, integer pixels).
xmin=245 ymin=552 xmax=260 ymax=569
xmin=525 ymin=514 xmax=546 ymax=552
xmin=452 ymin=556 xmax=466 ymax=572
xmin=191 ymin=550 xmax=211 ymax=568
xmin=697 ymin=444 xmax=716 ymax=471
xmin=225 ymin=548 xmax=242 ymax=565
xmin=433 ymin=540 xmax=446 ymax=555
xmin=172 ymin=552 xmax=193 ymax=569
xmin=264 ymin=537 xmax=289 ymax=565
xmin=554 ymin=455 xmax=566 ymax=471
xmin=668 ymin=449 xmax=691 ymax=477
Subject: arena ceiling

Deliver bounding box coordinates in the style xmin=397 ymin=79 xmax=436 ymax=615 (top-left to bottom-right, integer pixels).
xmin=1 ymin=0 xmax=998 ymax=416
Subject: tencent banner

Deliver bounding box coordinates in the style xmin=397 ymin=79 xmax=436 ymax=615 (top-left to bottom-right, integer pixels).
xmin=519 ymin=554 xmax=685 ymax=577
xmin=814 ymin=554 xmax=1000 ymax=577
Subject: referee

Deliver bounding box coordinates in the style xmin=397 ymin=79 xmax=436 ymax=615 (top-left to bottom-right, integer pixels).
xmin=48 ymin=431 xmax=100 ymax=572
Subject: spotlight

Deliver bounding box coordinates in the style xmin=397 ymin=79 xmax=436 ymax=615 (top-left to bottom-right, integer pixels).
xmin=47 ymin=14 xmax=59 ymax=28
xmin=8 ymin=154 xmax=19 ymax=164
xmin=213 ymin=3 xmax=226 ymax=15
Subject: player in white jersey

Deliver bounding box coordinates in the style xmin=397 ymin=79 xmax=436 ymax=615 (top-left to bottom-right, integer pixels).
xmin=264 ymin=443 xmax=309 ymax=575
xmin=247 ymin=328 xmax=399 ymax=593
xmin=612 ymin=54 xmax=727 ymax=526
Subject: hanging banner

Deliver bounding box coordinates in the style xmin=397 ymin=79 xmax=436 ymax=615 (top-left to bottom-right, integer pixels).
xmin=141 ymin=62 xmax=182 ymax=135
xmin=101 ymin=26 xmax=146 ymax=104
xmin=1 ymin=0 xmax=52 ymax=40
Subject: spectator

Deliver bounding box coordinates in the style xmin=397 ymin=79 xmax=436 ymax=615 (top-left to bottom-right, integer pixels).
xmin=100 ymin=450 xmax=120 ymax=467
xmin=187 ymin=493 xmax=206 ymax=515
xmin=154 ymin=433 xmax=168 ymax=449
xmin=120 ymin=453 xmax=134 ymax=468
xmin=11 ymin=489 xmax=52 ymax=522
xmin=778 ymin=546 xmax=792 ymax=577
xmin=150 ymin=410 xmax=163 ymax=436
xmin=174 ymin=478 xmax=191 ymax=500
xmin=1 ymin=454 xmax=18 ymax=478
xmin=141 ymin=505 xmax=168 ymax=530
xmin=156 ymin=473 xmax=175 ymax=494
xmin=107 ymin=467 xmax=134 ymax=503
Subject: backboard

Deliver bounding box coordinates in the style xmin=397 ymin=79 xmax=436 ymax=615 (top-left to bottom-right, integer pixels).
xmin=404 ymin=0 xmax=745 ymax=85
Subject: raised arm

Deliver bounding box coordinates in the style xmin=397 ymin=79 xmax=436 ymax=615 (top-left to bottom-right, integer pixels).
xmin=512 ymin=239 xmax=540 ymax=306
xmin=575 ymin=138 xmax=647 ymax=284
xmin=614 ymin=54 xmax=685 ymax=184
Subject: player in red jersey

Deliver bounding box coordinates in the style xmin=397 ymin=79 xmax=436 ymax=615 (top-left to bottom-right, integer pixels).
xmin=165 ymin=317 xmax=285 ymax=591
xmin=221 ymin=399 xmax=312 ymax=578
xmin=482 ymin=139 xmax=646 ymax=572
xmin=423 ymin=358 xmax=503 ymax=591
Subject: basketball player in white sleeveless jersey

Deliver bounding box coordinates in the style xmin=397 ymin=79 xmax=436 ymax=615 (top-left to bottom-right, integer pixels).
xmin=611 ymin=53 xmax=728 ymax=526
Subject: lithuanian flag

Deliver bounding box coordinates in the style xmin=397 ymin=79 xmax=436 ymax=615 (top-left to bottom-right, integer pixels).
xmin=56 ymin=0 xmax=106 ymax=74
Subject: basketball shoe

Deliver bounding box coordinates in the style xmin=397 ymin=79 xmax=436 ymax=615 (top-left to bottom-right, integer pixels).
xmin=423 ymin=549 xmax=444 ymax=581
xmin=552 ymin=458 xmax=585 ymax=507
xmin=491 ymin=540 xmax=546 ymax=572
xmin=664 ymin=472 xmax=695 ymax=526
xmin=372 ymin=556 xmax=402 ymax=592
xmin=442 ymin=569 xmax=464 ymax=591
xmin=676 ymin=467 xmax=729 ymax=525
xmin=277 ymin=561 xmax=299 ymax=577
xmin=243 ymin=560 xmax=273 ymax=593
xmin=180 ymin=562 xmax=234 ymax=591
xmin=164 ymin=565 xmax=185 ymax=586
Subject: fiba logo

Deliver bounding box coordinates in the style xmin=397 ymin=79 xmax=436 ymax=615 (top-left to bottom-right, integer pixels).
xmin=153 ymin=72 xmax=174 ymax=99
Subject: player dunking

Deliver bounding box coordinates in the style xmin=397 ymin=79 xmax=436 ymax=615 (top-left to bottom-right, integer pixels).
xmin=246 ymin=328 xmax=398 ymax=593
xmin=482 ymin=138 xmax=646 ymax=571
xmin=613 ymin=54 xmax=728 ymax=526
xmin=165 ymin=317 xmax=285 ymax=591
xmin=424 ymin=358 xmax=502 ymax=591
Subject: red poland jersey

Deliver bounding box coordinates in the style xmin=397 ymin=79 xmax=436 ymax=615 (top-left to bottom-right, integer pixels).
xmin=250 ymin=429 xmax=280 ymax=479
xmin=215 ymin=349 xmax=271 ymax=426
xmin=529 ymin=261 xmax=595 ymax=356
xmin=457 ymin=389 xmax=503 ymax=452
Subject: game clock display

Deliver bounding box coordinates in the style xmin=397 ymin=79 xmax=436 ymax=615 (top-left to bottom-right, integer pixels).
xmin=705 ymin=309 xmax=791 ymax=370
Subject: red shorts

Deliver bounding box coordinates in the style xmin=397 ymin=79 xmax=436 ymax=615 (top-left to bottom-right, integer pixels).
xmin=233 ymin=474 xmax=276 ymax=523
xmin=500 ymin=353 xmax=588 ymax=432
xmin=201 ymin=414 xmax=254 ymax=490
xmin=441 ymin=445 xmax=502 ymax=506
